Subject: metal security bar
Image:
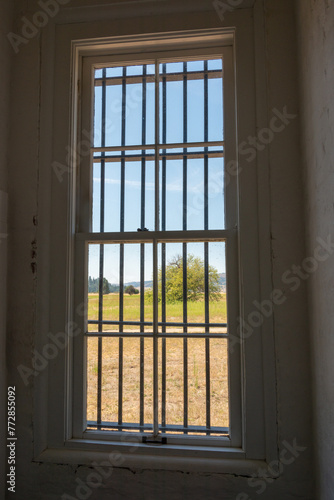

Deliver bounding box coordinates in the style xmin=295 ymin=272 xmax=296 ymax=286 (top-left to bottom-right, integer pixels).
xmin=97 ymin=67 xmax=107 ymax=428
xmin=94 ymin=68 xmax=222 ymax=86
xmin=182 ymin=62 xmax=188 ymax=432
xmin=87 ymin=58 xmax=228 ymax=439
xmin=161 ymin=63 xmax=167 ymax=429
xmin=204 ymin=60 xmax=211 ymax=433
xmin=139 ymin=64 xmax=147 ymax=429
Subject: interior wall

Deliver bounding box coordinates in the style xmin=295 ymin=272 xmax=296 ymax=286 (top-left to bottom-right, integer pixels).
xmin=297 ymin=1 xmax=334 ymax=498
xmin=0 ymin=0 xmax=13 ymax=497
xmin=5 ymin=0 xmax=314 ymax=498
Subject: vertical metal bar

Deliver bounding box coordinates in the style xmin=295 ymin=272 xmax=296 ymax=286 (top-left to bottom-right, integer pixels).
xmin=97 ymin=246 xmax=103 ymax=428
xmin=205 ymin=244 xmax=210 ymax=433
xmin=182 ymin=62 xmax=188 ymax=432
xmin=161 ymin=63 xmax=167 ymax=428
xmin=140 ymin=65 xmax=147 ymax=428
xmin=204 ymin=61 xmax=211 ymax=432
xmin=153 ymin=61 xmax=160 ymax=436
xmin=140 ymin=247 xmax=145 ymax=428
xmin=97 ymin=68 xmax=107 ymax=427
xmin=118 ymin=247 xmax=124 ymax=426
xmin=204 ymin=60 xmax=209 ymax=230
xmin=118 ymin=66 xmax=127 ymax=426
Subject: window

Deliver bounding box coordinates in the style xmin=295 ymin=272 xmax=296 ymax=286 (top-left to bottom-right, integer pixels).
xmin=37 ymin=26 xmax=277 ymax=473
xmin=75 ymin=43 xmax=241 ymax=448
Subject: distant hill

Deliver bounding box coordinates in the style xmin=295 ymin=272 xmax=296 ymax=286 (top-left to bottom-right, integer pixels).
xmin=109 ymin=274 xmax=226 ymax=292
xmin=218 ymin=273 xmax=226 ymax=291
xmin=89 ymin=274 xmax=226 ymax=294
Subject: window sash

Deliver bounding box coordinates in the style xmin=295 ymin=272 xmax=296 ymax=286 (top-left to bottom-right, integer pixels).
xmin=73 ymin=44 xmax=241 ymax=448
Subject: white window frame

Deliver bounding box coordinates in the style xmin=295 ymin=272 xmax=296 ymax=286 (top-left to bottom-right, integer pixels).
xmin=75 ymin=43 xmax=239 ymax=448
xmin=34 ymin=22 xmax=277 ymax=475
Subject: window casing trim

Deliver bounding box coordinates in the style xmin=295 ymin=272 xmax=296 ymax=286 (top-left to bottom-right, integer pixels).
xmin=35 ymin=14 xmax=277 ymax=472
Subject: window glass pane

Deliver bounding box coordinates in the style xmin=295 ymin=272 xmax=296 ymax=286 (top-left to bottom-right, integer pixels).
xmin=165 ymin=80 xmax=183 ymax=144
xmin=157 ymin=241 xmax=227 ymax=332
xmin=92 ymin=155 xmax=155 ymax=233
xmin=187 ymin=60 xmax=204 ymax=72
xmin=88 ymin=243 xmax=153 ymax=333
xmin=122 ymin=337 xmax=141 ymax=424
xmin=101 ymin=337 xmax=119 ymax=424
xmin=160 ymin=156 xmax=225 ymax=231
xmin=126 ymin=65 xmax=143 ymax=76
xmin=125 ymin=82 xmax=143 ymax=146
xmin=187 ymin=159 xmax=204 ymax=231
xmin=94 ymin=86 xmax=102 ymax=148
xmin=146 ymin=64 xmax=155 ymax=75
xmin=106 ymin=66 xmax=123 ymax=78
xmin=187 ymin=79 xmax=204 ymax=143
xmin=87 ymin=337 xmax=98 ymax=423
xmin=209 ymin=158 xmax=225 ymax=229
xmin=124 ymin=161 xmax=142 ymax=231
xmin=208 ymin=76 xmax=223 ymax=142
xmin=95 ymin=65 xmax=156 ymax=149
xmin=187 ymin=338 xmax=206 ymax=427
xmin=145 ymin=161 xmax=155 ymax=231
xmin=105 ymin=84 xmax=122 ymax=147
xmin=104 ymin=161 xmax=121 ymax=233
xmin=165 ymin=62 xmax=183 ymax=73
xmin=163 ymin=337 xmax=184 ymax=427
xmin=87 ymin=55 xmax=230 ymax=438
xmin=92 ymin=162 xmax=101 ymax=232
xmin=207 ymin=58 xmax=223 ymax=71
xmin=210 ymin=339 xmax=229 ymax=429
xmin=146 ymin=81 xmax=155 ymax=145
xmin=87 ymin=337 xmax=155 ymax=430
xmin=160 ymin=158 xmax=183 ymax=231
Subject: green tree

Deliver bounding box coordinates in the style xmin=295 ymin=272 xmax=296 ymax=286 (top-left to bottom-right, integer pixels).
xmin=102 ymin=277 xmax=110 ymax=295
xmin=88 ymin=276 xmax=111 ymax=294
xmin=125 ymin=285 xmax=139 ymax=295
xmin=146 ymin=254 xmax=221 ymax=303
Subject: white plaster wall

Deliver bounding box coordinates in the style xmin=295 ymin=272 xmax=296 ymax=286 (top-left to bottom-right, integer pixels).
xmin=5 ymin=0 xmax=314 ymax=498
xmin=297 ymin=0 xmax=334 ymax=498
xmin=0 ymin=0 xmax=13 ymax=497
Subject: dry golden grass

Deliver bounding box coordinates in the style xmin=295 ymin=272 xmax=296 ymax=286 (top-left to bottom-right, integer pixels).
xmin=87 ymin=293 xmax=229 ymax=432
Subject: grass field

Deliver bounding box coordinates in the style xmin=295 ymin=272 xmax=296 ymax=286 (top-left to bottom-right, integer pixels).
xmin=87 ymin=293 xmax=229 ymax=431
xmin=87 ymin=292 xmax=227 ymax=332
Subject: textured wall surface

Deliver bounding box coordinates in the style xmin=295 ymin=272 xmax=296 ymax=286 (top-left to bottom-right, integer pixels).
xmin=297 ymin=1 xmax=334 ymax=498
xmin=3 ymin=0 xmax=316 ymax=498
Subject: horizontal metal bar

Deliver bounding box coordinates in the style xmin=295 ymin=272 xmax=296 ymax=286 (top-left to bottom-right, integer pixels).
xmin=87 ymin=421 xmax=153 ymax=431
xmin=93 ymin=150 xmax=224 ymax=162
xmin=95 ymin=75 xmax=156 ymax=85
xmin=87 ymin=420 xmax=229 ymax=434
xmin=94 ymin=69 xmax=222 ymax=87
xmin=158 ymin=424 xmax=228 ymax=434
xmin=86 ymin=332 xmax=228 ymax=339
xmin=92 ymin=140 xmax=224 ymax=153
xmin=88 ymin=320 xmax=227 ymax=328
xmin=77 ymin=229 xmax=232 ymax=244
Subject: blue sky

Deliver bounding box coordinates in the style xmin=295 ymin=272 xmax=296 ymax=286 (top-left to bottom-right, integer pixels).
xmin=90 ymin=59 xmax=226 ymax=284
